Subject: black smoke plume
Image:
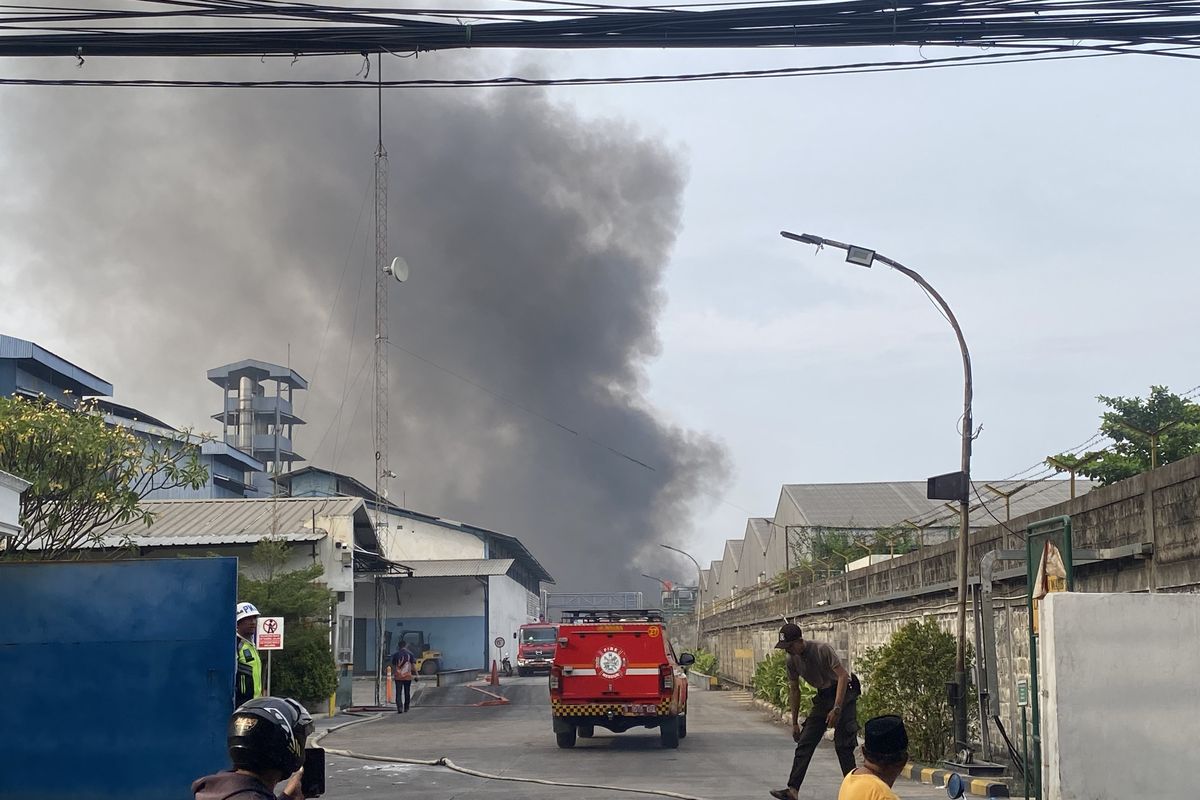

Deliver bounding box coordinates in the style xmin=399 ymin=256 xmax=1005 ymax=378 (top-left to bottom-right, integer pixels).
xmin=0 ymin=54 xmax=729 ymax=590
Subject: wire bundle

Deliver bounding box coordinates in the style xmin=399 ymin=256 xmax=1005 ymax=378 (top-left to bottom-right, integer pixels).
xmin=4 ymin=0 xmax=1200 ymax=58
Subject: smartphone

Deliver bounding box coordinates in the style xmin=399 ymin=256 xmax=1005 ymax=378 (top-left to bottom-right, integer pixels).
xmin=301 ymin=747 xmax=325 ymax=798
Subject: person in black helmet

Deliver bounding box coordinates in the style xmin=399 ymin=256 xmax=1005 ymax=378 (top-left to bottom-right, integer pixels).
xmin=192 ymin=697 xmax=313 ymax=800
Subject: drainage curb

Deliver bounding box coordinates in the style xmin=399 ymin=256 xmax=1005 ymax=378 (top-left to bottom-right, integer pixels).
xmin=901 ymin=763 xmax=1010 ymax=798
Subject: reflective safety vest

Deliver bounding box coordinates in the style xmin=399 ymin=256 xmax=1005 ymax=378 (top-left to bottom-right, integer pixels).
xmin=235 ymin=636 xmax=263 ymax=706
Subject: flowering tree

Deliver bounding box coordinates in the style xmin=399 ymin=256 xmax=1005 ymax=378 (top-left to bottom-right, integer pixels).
xmin=0 ymin=395 xmax=209 ymax=559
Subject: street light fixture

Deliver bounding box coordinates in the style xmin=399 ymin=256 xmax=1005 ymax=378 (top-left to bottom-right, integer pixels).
xmin=782 ymin=229 xmax=975 ymax=755
xmin=660 ymin=543 xmax=703 ymax=651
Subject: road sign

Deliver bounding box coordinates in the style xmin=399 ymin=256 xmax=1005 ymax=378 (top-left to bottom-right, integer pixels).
xmin=1017 ymin=678 xmax=1029 ymax=707
xmin=494 ymin=636 xmax=506 ymax=649
xmin=257 ymin=617 xmax=284 ymax=650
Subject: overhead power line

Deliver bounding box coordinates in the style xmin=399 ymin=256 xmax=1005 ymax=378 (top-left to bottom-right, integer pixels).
xmin=5 ymin=0 xmax=1200 ymax=59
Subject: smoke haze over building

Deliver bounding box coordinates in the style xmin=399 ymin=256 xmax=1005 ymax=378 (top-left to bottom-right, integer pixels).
xmin=0 ymin=58 xmax=730 ymax=590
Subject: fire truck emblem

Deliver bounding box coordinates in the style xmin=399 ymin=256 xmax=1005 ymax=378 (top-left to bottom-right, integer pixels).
xmin=596 ymin=646 xmax=627 ymax=678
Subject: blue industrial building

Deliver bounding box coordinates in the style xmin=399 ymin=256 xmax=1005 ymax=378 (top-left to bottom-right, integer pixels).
xmin=0 ymin=333 xmax=112 ymax=406
xmin=0 ymin=334 xmax=266 ymax=500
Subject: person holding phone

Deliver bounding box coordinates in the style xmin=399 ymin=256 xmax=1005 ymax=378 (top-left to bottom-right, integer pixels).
xmin=193 ymin=697 xmax=314 ymax=800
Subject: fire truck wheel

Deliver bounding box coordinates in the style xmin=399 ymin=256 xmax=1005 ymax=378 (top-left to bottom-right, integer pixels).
xmin=556 ymin=728 xmax=578 ymax=749
xmin=659 ymin=716 xmax=680 ymax=749
xmin=578 ymin=724 xmax=595 ymax=738
xmin=678 ymin=713 xmax=687 ymax=739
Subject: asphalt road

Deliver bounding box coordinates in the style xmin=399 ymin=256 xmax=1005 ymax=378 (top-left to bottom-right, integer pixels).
xmin=319 ymin=677 xmax=952 ymax=800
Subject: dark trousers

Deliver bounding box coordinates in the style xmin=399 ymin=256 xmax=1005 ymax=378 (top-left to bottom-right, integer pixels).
xmin=787 ymin=683 xmax=859 ymax=790
xmin=394 ymin=679 xmax=412 ymax=712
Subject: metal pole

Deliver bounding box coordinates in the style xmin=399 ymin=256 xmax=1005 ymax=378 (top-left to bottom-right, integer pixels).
xmin=876 ymin=250 xmax=974 ymax=753
xmin=781 ymin=231 xmax=974 ymax=753
xmin=660 ymin=544 xmax=702 ymax=651
xmin=266 ymin=650 xmax=272 ymax=697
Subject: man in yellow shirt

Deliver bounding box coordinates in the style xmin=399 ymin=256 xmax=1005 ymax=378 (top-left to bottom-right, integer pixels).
xmin=838 ymin=715 xmax=909 ymax=800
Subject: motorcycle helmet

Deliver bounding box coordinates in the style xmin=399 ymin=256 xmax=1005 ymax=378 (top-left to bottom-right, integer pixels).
xmin=228 ymin=697 xmax=313 ymax=775
xmin=236 ymin=602 xmax=261 ymax=622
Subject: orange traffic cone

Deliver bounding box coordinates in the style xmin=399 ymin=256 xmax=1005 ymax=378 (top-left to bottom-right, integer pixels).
xmin=386 ymin=665 xmax=394 ymax=703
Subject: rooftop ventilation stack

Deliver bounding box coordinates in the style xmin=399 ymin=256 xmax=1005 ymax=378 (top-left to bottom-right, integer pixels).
xmin=207 ymin=360 xmax=308 ymax=495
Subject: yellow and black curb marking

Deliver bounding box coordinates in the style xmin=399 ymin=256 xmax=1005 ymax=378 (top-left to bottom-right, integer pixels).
xmin=551 ymin=700 xmax=672 ymax=717
xmin=901 ymin=763 xmax=1009 ymax=798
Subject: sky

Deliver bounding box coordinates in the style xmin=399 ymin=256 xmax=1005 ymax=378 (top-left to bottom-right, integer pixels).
xmin=2 ymin=19 xmax=1198 ymax=596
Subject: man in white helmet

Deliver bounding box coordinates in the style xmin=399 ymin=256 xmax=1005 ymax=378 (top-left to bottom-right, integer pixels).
xmin=236 ymin=602 xmax=264 ymax=706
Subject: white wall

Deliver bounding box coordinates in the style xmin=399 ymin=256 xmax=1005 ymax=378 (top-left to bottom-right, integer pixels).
xmin=1040 ymin=592 xmax=1200 ymax=800
xmin=0 ymin=471 xmax=27 ymax=538
xmin=488 ymin=575 xmax=537 ymax=661
xmin=381 ymin=512 xmax=485 ymax=562
xmin=313 ymin=512 xmax=356 ymax=593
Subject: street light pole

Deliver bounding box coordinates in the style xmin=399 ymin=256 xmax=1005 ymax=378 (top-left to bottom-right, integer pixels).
xmin=660 ymin=543 xmax=703 ymax=651
xmin=782 ymin=230 xmax=974 ymax=754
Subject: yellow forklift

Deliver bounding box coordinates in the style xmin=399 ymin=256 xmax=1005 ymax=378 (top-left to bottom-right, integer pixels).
xmin=397 ymin=629 xmax=442 ymax=675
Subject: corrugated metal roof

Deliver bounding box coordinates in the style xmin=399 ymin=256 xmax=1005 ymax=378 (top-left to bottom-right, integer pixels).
xmin=780 ymin=479 xmax=1093 ymax=529
xmin=111 ymin=531 xmax=326 ymax=548
xmin=81 ymin=497 xmax=363 ymax=549
xmin=400 ymin=558 xmax=516 ymax=578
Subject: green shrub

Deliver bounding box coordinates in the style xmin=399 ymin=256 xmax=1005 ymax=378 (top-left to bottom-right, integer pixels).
xmin=237 ymin=538 xmax=339 ymax=704
xmin=752 ymin=650 xmax=813 ymax=711
xmin=267 ymin=625 xmax=339 ymax=704
xmin=692 ymin=648 xmax=718 ymax=675
xmin=856 ymin=619 xmax=974 ymax=763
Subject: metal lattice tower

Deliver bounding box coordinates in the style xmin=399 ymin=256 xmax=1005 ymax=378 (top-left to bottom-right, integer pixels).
xmin=373 ymin=53 xmax=390 ymax=543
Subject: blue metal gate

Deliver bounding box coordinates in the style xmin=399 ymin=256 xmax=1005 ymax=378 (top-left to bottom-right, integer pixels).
xmin=0 ymin=557 xmax=237 ymax=800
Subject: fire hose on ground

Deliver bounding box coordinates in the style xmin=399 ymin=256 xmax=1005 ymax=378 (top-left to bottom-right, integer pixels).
xmin=312 ymin=712 xmax=712 ymax=800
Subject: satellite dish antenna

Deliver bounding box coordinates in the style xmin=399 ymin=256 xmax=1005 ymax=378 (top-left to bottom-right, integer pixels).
xmin=386 ymin=257 xmax=410 ymax=283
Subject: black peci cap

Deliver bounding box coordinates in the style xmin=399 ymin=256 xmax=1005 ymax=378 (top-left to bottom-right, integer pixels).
xmin=863 ymin=715 xmax=909 ymax=756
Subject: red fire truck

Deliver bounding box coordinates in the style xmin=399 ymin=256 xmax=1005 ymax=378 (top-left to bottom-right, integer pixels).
xmin=548 ymin=609 xmax=695 ymax=749
xmin=516 ymin=622 xmax=559 ymax=676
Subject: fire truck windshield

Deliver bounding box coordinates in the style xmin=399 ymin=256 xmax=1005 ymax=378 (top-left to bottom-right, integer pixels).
xmin=521 ymin=627 xmax=557 ymax=643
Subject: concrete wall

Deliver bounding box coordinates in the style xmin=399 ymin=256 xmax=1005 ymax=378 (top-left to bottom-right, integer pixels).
xmin=488 ymin=574 xmax=537 ymax=662
xmin=1040 ymin=593 xmax=1200 ymax=799
xmin=698 ymin=455 xmax=1200 ymax=758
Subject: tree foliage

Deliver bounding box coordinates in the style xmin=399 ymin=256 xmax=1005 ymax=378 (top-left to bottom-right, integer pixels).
xmin=237 ymin=538 xmax=338 ymax=703
xmin=0 ymin=395 xmax=209 ymax=559
xmin=773 ymin=525 xmax=918 ymax=589
xmin=1048 ymin=386 xmax=1200 ymax=486
xmin=857 ymin=619 xmax=974 ymax=763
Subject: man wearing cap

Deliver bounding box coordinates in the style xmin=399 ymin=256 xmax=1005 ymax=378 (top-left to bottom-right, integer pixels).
xmin=236 ymin=602 xmax=264 ymax=706
xmin=838 ymin=715 xmax=909 ymax=800
xmin=769 ymin=622 xmax=860 ymax=800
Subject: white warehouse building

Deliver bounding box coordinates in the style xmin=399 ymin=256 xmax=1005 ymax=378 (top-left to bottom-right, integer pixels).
xmin=276 ymin=467 xmax=554 ymax=674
